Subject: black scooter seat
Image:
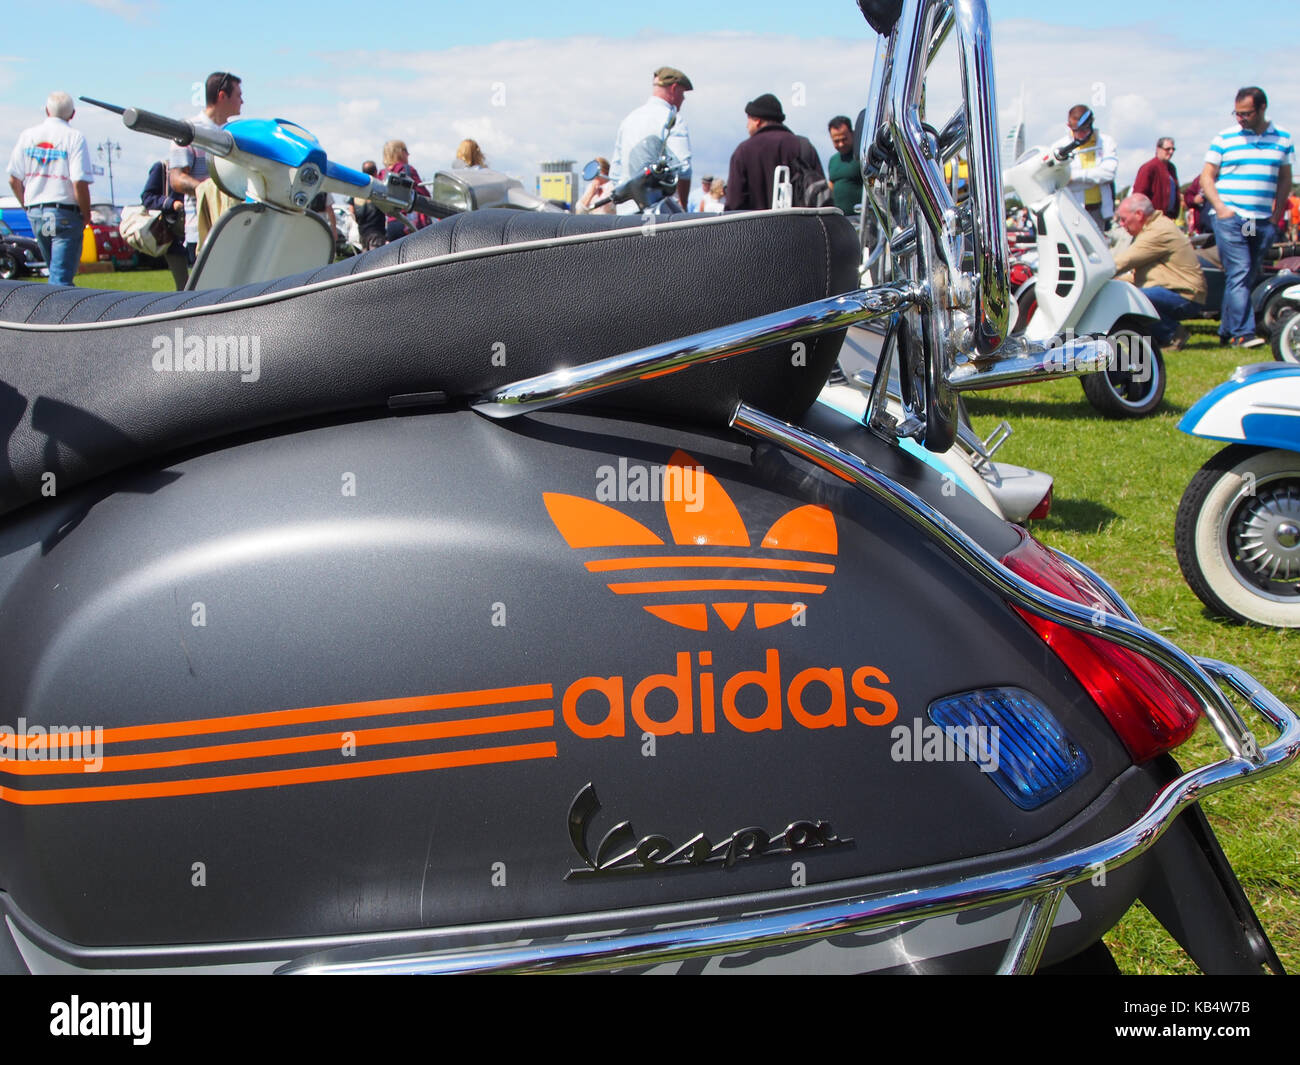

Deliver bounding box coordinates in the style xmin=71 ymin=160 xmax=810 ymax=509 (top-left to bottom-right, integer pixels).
xmin=0 ymin=208 xmax=859 ymax=517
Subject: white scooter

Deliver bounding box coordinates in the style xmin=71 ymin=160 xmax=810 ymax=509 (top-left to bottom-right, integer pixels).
xmin=1005 ymin=114 xmax=1166 ymax=417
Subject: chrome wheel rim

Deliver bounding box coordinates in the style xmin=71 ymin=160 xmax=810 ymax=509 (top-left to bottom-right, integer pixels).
xmin=1221 ymin=474 xmax=1300 ymax=602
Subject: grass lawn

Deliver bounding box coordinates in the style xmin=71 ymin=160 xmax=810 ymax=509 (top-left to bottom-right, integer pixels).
xmin=74 ymin=268 xmax=176 ymax=292
xmin=964 ymin=320 xmax=1298 ymax=975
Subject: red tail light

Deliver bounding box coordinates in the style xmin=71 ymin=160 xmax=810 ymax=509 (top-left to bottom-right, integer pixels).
xmin=1027 ymin=484 xmax=1052 ymax=521
xmin=1000 ymin=530 xmax=1201 ymax=763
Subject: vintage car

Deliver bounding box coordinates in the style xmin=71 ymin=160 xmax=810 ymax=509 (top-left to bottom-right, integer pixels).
xmin=80 ymin=202 xmax=136 ymax=270
xmin=0 ymin=218 xmax=47 ymax=280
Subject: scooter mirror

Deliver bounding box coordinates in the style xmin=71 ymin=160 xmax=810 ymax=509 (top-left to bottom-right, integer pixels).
xmin=581 ymin=160 xmax=602 ymax=182
xmin=858 ymin=0 xmax=904 ymax=35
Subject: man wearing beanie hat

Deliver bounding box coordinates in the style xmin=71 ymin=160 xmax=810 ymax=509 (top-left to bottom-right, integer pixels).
xmin=725 ymin=93 xmax=825 ymax=211
xmin=610 ymin=66 xmax=694 ymax=213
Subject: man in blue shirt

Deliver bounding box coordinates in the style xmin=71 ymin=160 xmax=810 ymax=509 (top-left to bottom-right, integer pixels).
xmin=1200 ymin=86 xmax=1294 ymax=346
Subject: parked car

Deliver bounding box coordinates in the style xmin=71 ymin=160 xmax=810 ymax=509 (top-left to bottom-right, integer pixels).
xmin=0 ymin=218 xmax=48 ymax=280
xmin=0 ymin=199 xmax=34 ymax=238
xmin=82 ymin=203 xmax=135 ymax=270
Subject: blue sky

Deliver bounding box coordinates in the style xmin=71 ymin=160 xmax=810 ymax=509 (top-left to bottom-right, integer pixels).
xmin=3 ymin=1 xmax=1293 ymax=205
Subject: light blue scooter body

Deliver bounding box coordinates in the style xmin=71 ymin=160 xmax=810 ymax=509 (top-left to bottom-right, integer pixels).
xmin=1179 ymin=362 xmax=1300 ymax=453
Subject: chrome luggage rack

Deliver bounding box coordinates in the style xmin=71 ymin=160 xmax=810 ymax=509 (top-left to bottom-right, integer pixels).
xmin=380 ymin=0 xmax=1300 ymax=974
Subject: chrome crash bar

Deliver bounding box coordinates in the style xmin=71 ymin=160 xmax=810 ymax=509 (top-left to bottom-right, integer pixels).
xmin=291 ymin=658 xmax=1296 ymax=975
xmin=472 ymin=288 xmax=1109 ymax=419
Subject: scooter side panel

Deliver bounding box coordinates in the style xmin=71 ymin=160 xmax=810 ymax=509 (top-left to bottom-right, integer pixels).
xmin=1072 ymin=278 xmax=1158 ymax=337
xmin=0 ymin=408 xmax=1135 ymax=949
xmin=1179 ymin=366 xmax=1300 ymax=443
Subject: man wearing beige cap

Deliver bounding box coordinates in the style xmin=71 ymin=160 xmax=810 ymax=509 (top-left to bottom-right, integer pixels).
xmin=610 ymin=66 xmax=694 ymax=212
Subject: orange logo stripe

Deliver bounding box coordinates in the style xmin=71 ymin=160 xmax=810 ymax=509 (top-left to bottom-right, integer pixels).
xmin=606 ymin=579 xmax=827 ymax=595
xmin=1 ymin=710 xmax=554 ymax=776
xmin=585 ymin=555 xmax=836 ymax=574
xmin=0 ymin=742 xmax=557 ymax=806
xmin=6 ymin=684 xmax=554 ymax=751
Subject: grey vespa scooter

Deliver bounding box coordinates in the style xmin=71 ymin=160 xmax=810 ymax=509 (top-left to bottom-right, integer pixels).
xmin=0 ymin=0 xmax=1293 ymax=976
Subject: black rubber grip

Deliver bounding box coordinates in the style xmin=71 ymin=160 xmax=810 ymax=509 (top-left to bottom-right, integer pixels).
xmin=413 ymin=194 xmax=456 ymax=220
xmin=123 ymin=108 xmax=195 ymax=146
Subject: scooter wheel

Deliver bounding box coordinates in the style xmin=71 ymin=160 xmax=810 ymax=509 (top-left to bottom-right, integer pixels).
xmin=1260 ymin=292 xmax=1299 ymax=335
xmin=1175 ymin=445 xmax=1300 ymax=628
xmin=1272 ymin=309 xmax=1300 ymax=364
xmin=1079 ymin=320 xmax=1166 ymax=418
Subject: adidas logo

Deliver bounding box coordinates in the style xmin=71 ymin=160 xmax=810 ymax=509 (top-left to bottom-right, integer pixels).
xmin=544 ymin=449 xmax=837 ymax=632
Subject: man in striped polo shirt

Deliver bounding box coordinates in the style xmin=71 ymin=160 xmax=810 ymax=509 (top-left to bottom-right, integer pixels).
xmin=1200 ymin=86 xmax=1294 ymax=346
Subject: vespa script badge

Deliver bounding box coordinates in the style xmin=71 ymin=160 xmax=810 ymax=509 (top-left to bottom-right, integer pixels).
xmin=565 ymin=782 xmax=853 ymax=880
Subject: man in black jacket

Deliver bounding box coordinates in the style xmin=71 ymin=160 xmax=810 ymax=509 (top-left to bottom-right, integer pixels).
xmin=724 ymin=94 xmax=824 ymax=211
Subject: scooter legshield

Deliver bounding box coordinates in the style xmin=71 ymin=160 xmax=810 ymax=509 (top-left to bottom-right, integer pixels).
xmin=0 ymin=403 xmax=1184 ymax=971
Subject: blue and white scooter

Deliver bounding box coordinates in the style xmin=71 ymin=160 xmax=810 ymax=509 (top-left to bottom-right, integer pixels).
xmin=83 ymin=96 xmax=559 ymax=291
xmin=1176 ymin=362 xmax=1300 ymax=627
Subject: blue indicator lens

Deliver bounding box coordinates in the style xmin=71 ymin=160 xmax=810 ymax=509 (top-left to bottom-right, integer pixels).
xmin=928 ymin=687 xmax=1090 ymax=810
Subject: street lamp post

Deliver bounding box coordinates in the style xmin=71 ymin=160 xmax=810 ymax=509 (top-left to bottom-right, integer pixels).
xmin=97 ymin=140 xmax=122 ymax=205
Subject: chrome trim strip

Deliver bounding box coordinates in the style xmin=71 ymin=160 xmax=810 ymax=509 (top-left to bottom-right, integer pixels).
xmin=288 ymin=655 xmax=1295 ymax=974
xmin=471 ymin=283 xmax=922 ymax=418
xmin=1048 ymin=549 xmax=1140 ymax=623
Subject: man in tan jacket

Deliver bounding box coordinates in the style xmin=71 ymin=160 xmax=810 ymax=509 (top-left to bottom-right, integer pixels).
xmin=1113 ymin=193 xmax=1207 ymax=350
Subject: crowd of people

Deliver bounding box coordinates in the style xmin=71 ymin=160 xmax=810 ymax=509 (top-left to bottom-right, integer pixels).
xmin=7 ymin=62 xmax=1290 ymax=348
xmin=593 ymin=66 xmax=863 ymax=217
xmin=1008 ymin=90 xmax=1294 ymax=348
xmin=4 ymin=70 xmax=499 ymax=290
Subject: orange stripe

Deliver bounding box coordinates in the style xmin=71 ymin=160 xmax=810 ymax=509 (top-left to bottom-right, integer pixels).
xmin=0 ymin=742 xmax=556 ymax=805
xmin=10 ymin=684 xmax=554 ymax=750
xmin=607 ymin=580 xmax=827 ymax=594
xmin=585 ymin=555 xmax=836 ymax=574
xmin=1 ymin=710 xmax=554 ymax=776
